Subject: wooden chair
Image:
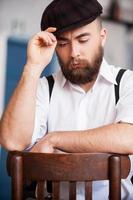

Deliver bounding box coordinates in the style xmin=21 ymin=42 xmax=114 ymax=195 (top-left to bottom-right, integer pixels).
xmin=7 ymin=151 xmax=130 ymax=200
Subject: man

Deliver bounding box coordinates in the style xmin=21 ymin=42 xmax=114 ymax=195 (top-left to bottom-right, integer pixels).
xmin=0 ymin=0 xmax=133 ymax=199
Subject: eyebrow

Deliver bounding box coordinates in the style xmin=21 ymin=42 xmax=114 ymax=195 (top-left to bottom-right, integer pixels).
xmin=75 ymin=33 xmax=91 ymax=39
xmin=57 ymin=33 xmax=91 ymax=41
xmin=56 ymin=36 xmax=69 ymax=41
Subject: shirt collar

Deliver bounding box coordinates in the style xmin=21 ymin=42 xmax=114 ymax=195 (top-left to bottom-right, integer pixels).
xmin=59 ymin=71 xmax=67 ymax=88
xmin=99 ymin=58 xmax=117 ymax=85
xmin=60 ymin=58 xmax=117 ymax=88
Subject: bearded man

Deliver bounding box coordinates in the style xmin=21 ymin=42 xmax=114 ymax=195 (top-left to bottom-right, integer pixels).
xmin=1 ymin=0 xmax=133 ymax=199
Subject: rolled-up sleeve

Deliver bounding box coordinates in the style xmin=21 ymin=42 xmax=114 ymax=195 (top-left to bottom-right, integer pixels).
xmin=31 ymin=77 xmax=49 ymax=146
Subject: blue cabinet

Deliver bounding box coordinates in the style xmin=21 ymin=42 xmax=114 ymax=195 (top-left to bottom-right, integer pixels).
xmin=0 ymin=36 xmax=59 ymax=199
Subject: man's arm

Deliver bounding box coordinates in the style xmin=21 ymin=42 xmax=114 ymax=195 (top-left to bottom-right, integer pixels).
xmin=0 ymin=28 xmax=57 ymax=150
xmin=30 ymin=123 xmax=133 ymax=154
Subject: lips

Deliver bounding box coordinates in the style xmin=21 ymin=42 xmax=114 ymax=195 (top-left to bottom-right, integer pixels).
xmin=69 ymin=59 xmax=86 ymax=69
xmin=71 ymin=63 xmax=80 ymax=68
xmin=71 ymin=62 xmax=86 ymax=69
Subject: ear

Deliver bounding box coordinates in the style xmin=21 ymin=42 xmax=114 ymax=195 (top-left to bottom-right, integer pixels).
xmin=100 ymin=28 xmax=107 ymax=47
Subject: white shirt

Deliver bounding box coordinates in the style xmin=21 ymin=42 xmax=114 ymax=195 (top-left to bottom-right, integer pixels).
xmin=32 ymin=59 xmax=133 ymax=199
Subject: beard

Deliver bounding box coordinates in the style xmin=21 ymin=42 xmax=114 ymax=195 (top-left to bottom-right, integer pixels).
xmin=57 ymin=45 xmax=104 ymax=84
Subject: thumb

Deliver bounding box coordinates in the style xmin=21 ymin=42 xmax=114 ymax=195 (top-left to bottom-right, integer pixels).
xmin=46 ymin=27 xmax=57 ymax=33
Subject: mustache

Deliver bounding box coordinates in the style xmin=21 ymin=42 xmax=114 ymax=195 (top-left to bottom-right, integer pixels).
xmin=68 ymin=58 xmax=87 ymax=66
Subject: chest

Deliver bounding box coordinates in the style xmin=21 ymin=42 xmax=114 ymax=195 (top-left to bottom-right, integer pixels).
xmin=48 ymin=82 xmax=116 ymax=131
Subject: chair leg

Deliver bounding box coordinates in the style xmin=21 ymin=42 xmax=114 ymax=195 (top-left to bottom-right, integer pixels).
xmin=109 ymin=155 xmax=121 ymax=200
xmin=12 ymin=155 xmax=23 ymax=200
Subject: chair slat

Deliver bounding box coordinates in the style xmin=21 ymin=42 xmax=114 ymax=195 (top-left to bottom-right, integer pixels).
xmin=69 ymin=181 xmax=76 ymax=200
xmin=85 ymin=181 xmax=92 ymax=200
xmin=52 ymin=181 xmax=60 ymax=200
xmin=36 ymin=181 xmax=45 ymax=200
xmin=109 ymin=155 xmax=121 ymax=200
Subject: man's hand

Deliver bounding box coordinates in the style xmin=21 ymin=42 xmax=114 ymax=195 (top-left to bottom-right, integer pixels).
xmin=30 ymin=133 xmax=67 ymax=154
xmin=25 ymin=27 xmax=57 ymax=76
xmin=30 ymin=132 xmax=59 ymax=153
xmin=30 ymin=139 xmax=55 ymax=153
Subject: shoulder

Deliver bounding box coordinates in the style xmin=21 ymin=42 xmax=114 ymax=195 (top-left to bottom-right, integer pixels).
xmin=39 ymin=70 xmax=60 ymax=86
xmin=119 ymin=68 xmax=133 ymax=86
xmin=38 ymin=70 xmax=63 ymax=94
xmin=107 ymin=62 xmax=133 ymax=83
xmin=116 ymin=68 xmax=133 ymax=96
xmin=101 ymin=60 xmax=133 ymax=89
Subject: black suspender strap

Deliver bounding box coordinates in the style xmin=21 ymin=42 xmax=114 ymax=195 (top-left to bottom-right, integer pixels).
xmin=45 ymin=75 xmax=54 ymax=197
xmin=115 ymin=69 xmax=126 ymax=104
xmin=46 ymin=75 xmax=55 ymax=100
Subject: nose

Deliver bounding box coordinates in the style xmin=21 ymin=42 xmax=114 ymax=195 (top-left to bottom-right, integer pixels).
xmin=70 ymin=42 xmax=80 ymax=59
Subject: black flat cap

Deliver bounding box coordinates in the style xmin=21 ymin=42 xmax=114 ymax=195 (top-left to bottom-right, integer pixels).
xmin=41 ymin=0 xmax=103 ymax=35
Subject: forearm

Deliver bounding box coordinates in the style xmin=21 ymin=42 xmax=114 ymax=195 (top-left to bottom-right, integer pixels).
xmin=0 ymin=66 xmax=40 ymax=150
xmin=49 ymin=123 xmax=133 ymax=154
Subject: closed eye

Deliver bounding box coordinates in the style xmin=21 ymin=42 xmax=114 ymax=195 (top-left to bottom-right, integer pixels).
xmin=79 ymin=39 xmax=89 ymax=43
xmin=79 ymin=36 xmax=90 ymax=43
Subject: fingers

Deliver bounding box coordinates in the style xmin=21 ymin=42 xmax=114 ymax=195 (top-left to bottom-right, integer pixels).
xmin=46 ymin=27 xmax=57 ymax=33
xmin=46 ymin=27 xmax=57 ymax=43
xmin=35 ymin=27 xmax=57 ymax=47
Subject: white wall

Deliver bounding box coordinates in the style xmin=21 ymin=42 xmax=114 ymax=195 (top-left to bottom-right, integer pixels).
xmin=0 ymin=35 xmax=7 ymax=117
xmin=103 ymin=20 xmax=128 ymax=68
xmin=0 ymin=0 xmax=52 ymax=37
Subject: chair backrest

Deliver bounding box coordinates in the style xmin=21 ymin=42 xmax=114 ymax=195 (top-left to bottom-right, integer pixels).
xmin=7 ymin=151 xmax=130 ymax=200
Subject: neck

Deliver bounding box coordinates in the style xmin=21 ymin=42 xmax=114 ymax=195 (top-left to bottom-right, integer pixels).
xmin=80 ymin=75 xmax=98 ymax=92
xmin=80 ymin=82 xmax=94 ymax=92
